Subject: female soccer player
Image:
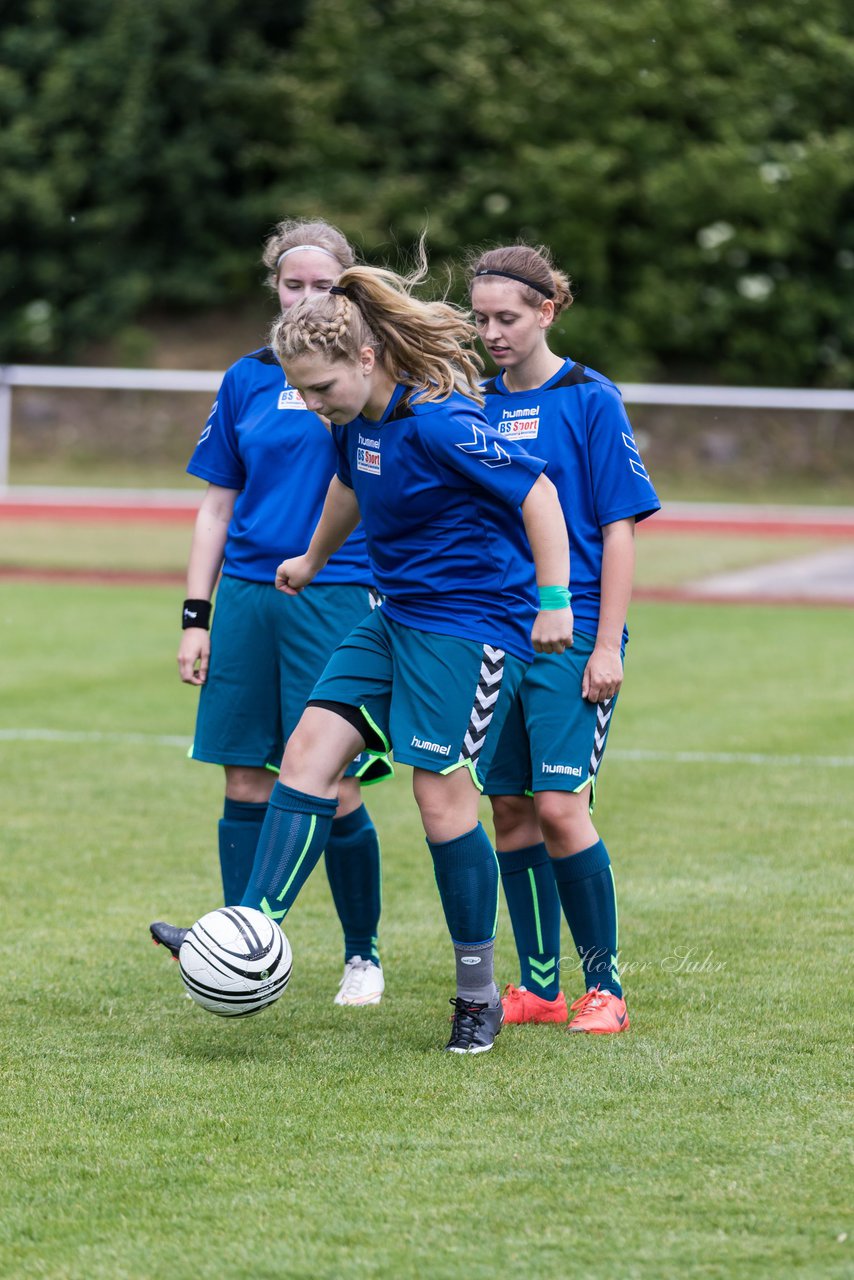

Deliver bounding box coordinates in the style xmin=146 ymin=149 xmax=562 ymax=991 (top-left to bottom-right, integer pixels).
xmin=151 ymin=218 xmax=391 ymax=1007
xmin=153 ymin=254 xmax=573 ymax=1053
xmin=469 ymin=243 xmax=660 ymax=1033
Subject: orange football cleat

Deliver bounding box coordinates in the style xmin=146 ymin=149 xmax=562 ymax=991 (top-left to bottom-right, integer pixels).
xmin=501 ymin=984 xmax=569 ymax=1024
xmin=567 ymin=986 xmax=629 ymax=1034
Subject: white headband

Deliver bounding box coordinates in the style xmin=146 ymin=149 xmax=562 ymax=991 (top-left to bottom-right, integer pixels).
xmin=275 ymin=244 xmax=341 ymax=270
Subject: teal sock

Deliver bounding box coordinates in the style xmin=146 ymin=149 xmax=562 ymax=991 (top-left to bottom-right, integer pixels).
xmin=240 ymin=782 xmax=338 ymax=923
xmin=428 ymin=823 xmax=499 ymax=944
xmin=496 ymin=842 xmax=562 ymax=1001
xmin=218 ymin=798 xmax=266 ymax=905
xmin=552 ymin=839 xmax=622 ymax=997
xmin=428 ymin=823 xmax=500 ymax=1004
xmin=324 ymin=804 xmax=382 ymax=966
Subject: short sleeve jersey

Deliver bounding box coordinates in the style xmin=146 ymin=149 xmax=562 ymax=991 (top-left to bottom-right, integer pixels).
xmin=186 ymin=348 xmax=372 ymax=585
xmin=482 ymin=359 xmax=660 ymax=641
xmin=332 ymin=384 xmax=546 ymax=662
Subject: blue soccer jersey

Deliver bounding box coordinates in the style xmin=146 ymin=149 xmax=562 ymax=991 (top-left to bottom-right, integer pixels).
xmin=332 ymin=384 xmax=546 ymax=662
xmin=482 ymin=359 xmax=660 ymax=640
xmin=187 ymin=348 xmax=372 ymax=585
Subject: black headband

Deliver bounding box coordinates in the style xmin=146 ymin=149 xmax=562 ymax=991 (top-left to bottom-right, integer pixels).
xmin=329 ymin=285 xmax=348 ymax=296
xmin=473 ymin=268 xmax=554 ymax=298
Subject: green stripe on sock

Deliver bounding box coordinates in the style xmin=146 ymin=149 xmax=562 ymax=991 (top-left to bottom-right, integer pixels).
xmin=527 ymin=866 xmax=544 ymax=953
xmin=609 ymin=864 xmax=620 ymax=986
xmin=609 ymin=864 xmax=619 ymax=948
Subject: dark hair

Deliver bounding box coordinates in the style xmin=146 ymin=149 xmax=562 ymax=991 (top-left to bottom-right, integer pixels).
xmin=467 ymin=244 xmax=573 ymax=318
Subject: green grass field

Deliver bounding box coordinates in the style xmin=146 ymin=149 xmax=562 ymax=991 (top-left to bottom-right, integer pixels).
xmin=1 ymin=568 xmax=852 ymax=1278
xmin=0 ymin=515 xmax=847 ymax=592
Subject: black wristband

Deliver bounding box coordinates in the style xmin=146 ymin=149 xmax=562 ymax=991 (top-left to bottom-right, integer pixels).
xmin=182 ymin=598 xmax=212 ymax=630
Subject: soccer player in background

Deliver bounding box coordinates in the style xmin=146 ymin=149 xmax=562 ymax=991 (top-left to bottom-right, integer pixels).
xmin=152 ymin=219 xmax=391 ymax=1008
xmin=469 ymin=243 xmax=660 ymax=1033
xmin=153 ymin=250 xmax=574 ymax=1053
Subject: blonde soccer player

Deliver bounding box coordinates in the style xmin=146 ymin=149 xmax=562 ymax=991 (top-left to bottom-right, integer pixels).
xmin=153 ymin=250 xmax=573 ymax=1053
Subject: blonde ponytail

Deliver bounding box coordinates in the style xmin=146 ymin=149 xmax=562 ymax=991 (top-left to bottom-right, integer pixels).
xmin=271 ymin=246 xmax=483 ymax=405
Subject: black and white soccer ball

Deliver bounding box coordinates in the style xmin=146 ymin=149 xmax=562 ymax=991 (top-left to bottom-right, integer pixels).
xmin=178 ymin=906 xmax=292 ymax=1017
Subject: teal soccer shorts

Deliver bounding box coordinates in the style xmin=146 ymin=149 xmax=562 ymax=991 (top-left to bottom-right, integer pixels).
xmin=191 ymin=575 xmax=390 ymax=782
xmin=309 ymin=609 xmax=527 ymax=788
xmin=483 ymin=630 xmax=622 ymax=803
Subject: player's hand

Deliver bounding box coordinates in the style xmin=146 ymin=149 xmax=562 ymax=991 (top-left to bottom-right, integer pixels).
xmin=178 ymin=629 xmax=211 ymax=685
xmin=582 ymin=643 xmax=623 ymax=702
xmin=276 ymin=554 xmax=318 ymax=595
xmin=532 ymin=605 xmax=574 ymax=655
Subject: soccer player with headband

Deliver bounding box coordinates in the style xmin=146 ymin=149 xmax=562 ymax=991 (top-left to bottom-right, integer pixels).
xmin=151 ymin=218 xmax=392 ymax=1009
xmin=469 ymin=243 xmax=660 ymax=1034
xmin=153 ymin=245 xmax=574 ymax=1054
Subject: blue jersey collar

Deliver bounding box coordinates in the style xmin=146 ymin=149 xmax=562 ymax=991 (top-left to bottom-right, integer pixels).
xmin=495 ymin=357 xmax=574 ymax=395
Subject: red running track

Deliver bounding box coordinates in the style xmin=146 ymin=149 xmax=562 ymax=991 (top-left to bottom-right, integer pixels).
xmin=1 ymin=493 xmax=853 ymax=537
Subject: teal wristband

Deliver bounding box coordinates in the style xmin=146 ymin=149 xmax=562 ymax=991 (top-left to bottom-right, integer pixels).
xmin=538 ymin=585 xmax=572 ymax=611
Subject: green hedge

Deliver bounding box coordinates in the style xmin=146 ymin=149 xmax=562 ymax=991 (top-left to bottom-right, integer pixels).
xmin=2 ymin=0 xmax=852 ymax=383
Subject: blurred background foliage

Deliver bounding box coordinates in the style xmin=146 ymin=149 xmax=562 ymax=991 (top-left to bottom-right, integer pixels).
xmin=2 ymin=0 xmax=853 ymax=383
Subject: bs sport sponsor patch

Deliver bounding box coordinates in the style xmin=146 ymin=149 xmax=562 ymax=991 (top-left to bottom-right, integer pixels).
xmin=278 ymin=387 xmax=308 ymax=410
xmin=496 ymin=405 xmax=540 ymax=440
xmin=357 ymin=433 xmax=381 ymax=475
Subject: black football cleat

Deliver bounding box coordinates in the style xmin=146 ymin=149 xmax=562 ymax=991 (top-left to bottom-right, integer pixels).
xmin=150 ymin=921 xmax=189 ymax=959
xmin=444 ymin=997 xmax=504 ymax=1054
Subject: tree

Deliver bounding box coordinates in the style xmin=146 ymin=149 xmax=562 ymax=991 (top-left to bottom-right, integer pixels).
xmin=3 ymin=0 xmax=852 ymax=383
xmin=269 ymin=0 xmax=854 ymax=384
xmin=0 ymin=0 xmax=309 ymax=358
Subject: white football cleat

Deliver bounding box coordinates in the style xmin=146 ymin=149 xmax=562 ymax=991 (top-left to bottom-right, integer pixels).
xmin=334 ymin=956 xmax=384 ymax=1006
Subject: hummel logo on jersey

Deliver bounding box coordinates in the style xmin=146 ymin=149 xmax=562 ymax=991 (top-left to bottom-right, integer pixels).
xmin=357 ymin=433 xmax=381 ymax=475
xmin=497 ymin=406 xmax=540 ymax=440
xmin=196 ymin=400 xmax=218 ymax=445
xmin=455 ymin=424 xmax=510 ymax=467
xmin=278 ymin=387 xmax=308 ymax=410
xmin=542 ymin=761 xmax=583 ymax=777
xmin=622 ymin=431 xmax=651 ymax=480
xmin=411 ymin=735 xmax=451 ymax=757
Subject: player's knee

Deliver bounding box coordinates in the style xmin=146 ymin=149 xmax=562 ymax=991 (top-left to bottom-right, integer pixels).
xmin=281 ymin=719 xmax=329 ymax=785
xmin=490 ymin=793 xmax=536 ymax=846
xmin=411 ymin=773 xmax=442 ymax=827
xmin=413 ymin=768 xmax=479 ymax=842
xmin=335 ymin=775 xmax=363 ymax=817
xmin=224 ymin=766 xmax=275 ymax=805
xmin=536 ymin=788 xmax=593 ymax=846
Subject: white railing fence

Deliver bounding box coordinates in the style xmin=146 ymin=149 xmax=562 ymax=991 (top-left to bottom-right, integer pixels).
xmin=2 ymin=364 xmax=854 ymax=488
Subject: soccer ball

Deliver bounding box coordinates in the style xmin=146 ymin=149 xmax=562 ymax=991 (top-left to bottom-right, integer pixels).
xmin=178 ymin=906 xmax=292 ymax=1017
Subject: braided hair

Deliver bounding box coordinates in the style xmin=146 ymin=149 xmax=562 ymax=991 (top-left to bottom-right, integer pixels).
xmin=270 ymin=249 xmax=483 ymax=405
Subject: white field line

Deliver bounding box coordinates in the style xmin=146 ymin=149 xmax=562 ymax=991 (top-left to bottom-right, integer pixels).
xmin=0 ymin=728 xmax=852 ymax=768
